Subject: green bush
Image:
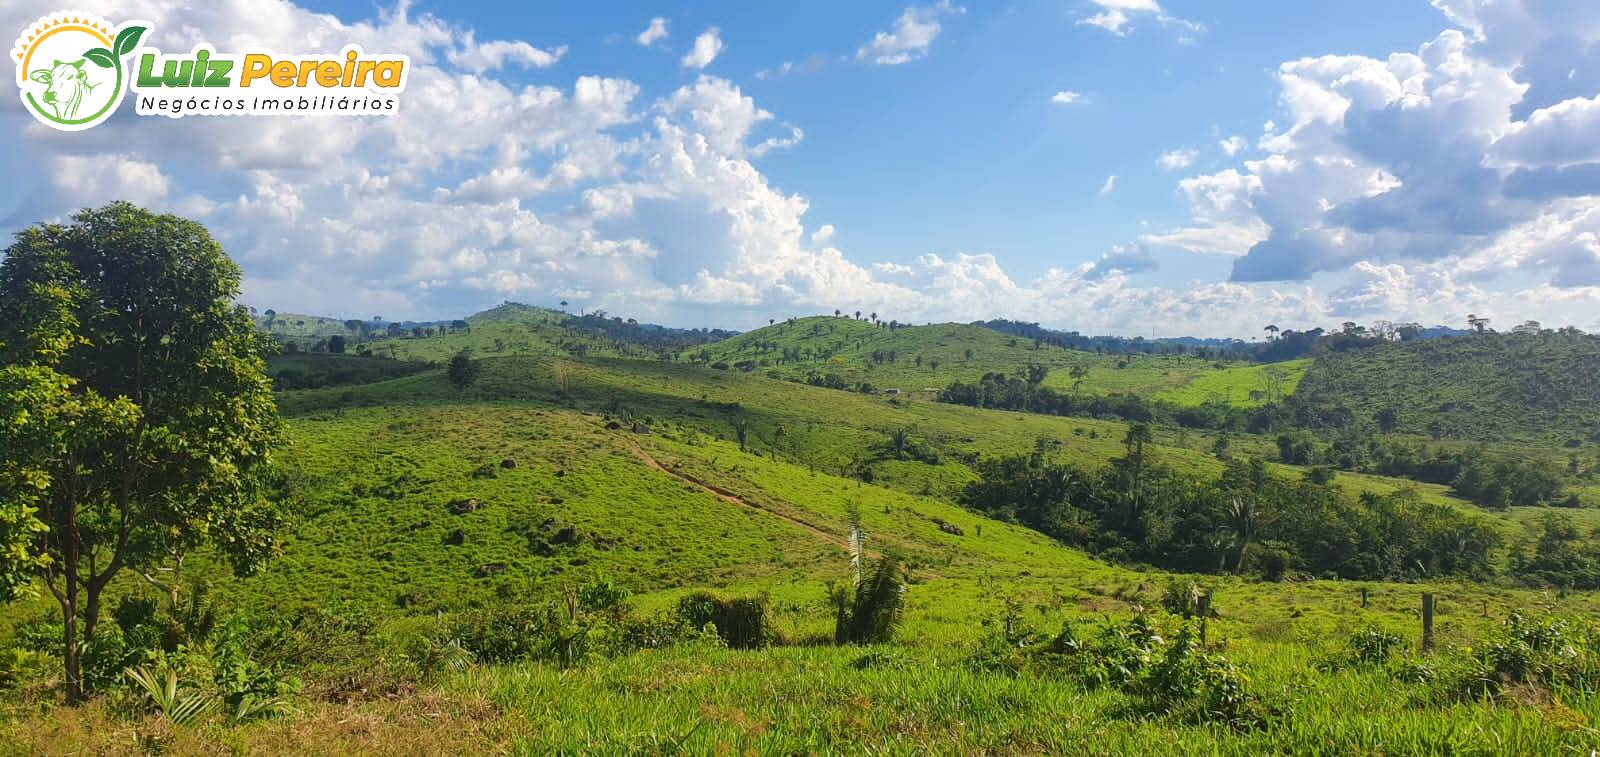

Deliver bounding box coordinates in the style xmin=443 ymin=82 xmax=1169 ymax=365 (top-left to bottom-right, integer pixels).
xmin=1316 ymin=625 xmax=1412 ymax=678
xmin=1435 ymin=613 xmax=1600 ymax=702
xmin=1134 ymin=625 xmax=1263 ymax=728
xmin=577 ymin=576 xmax=633 ymax=613
xmin=973 ymin=612 xmax=1272 ymax=729
xmin=0 ymin=648 xmax=53 ymax=692
xmin=452 ymin=592 xmax=711 ymax=668
xmin=1348 ymin=626 xmax=1405 ymax=665
xmin=676 ymin=592 xmax=773 ymax=649
xmin=1160 ymin=579 xmax=1215 ymax=619
xmin=451 ymin=606 xmax=557 ymax=665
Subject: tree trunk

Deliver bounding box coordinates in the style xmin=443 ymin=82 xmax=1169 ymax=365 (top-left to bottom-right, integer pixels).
xmin=59 ymin=496 xmax=87 ymax=704
xmin=83 ymin=588 xmax=101 ymax=643
xmin=62 ymin=606 xmax=82 ymax=704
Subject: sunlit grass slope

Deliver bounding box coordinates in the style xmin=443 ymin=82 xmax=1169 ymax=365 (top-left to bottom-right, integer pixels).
xmin=7 ymin=352 xmax=1599 ymax=754
xmin=278 ymin=355 xmax=1537 ymax=547
xmin=1294 ymin=331 xmax=1600 ymax=444
xmin=693 ymin=315 xmax=1299 ymax=407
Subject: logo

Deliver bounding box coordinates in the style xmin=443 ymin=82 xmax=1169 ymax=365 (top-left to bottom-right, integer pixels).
xmin=12 ymin=12 xmax=146 ymax=131
xmin=13 ymin=10 xmax=409 ymax=132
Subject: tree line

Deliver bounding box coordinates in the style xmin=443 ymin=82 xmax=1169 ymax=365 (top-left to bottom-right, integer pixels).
xmin=961 ymin=429 xmax=1515 ymax=583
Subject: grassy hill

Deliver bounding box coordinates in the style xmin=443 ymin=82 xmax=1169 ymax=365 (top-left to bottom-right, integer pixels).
xmin=254 ymin=312 xmax=363 ymax=339
xmin=186 ymin=352 xmax=1600 ymax=627
xmin=280 ymin=355 xmax=1541 ymax=545
xmin=344 ymin=303 xmax=729 ymax=364
xmin=10 ymin=351 xmax=1598 ymax=752
xmin=13 ymin=306 xmax=1600 ymax=753
xmin=1293 ymin=332 xmax=1600 ymax=444
xmin=691 ymin=316 xmax=1305 ymax=407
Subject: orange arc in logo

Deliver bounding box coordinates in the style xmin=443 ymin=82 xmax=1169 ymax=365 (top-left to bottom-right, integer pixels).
xmin=19 ymin=22 xmax=112 ymax=74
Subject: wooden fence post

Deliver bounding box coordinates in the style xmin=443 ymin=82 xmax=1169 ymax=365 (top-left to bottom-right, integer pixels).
xmin=1197 ymin=591 xmax=1211 ymax=644
xmin=1360 ymin=587 xmax=1368 ymax=609
xmin=1421 ymin=593 xmax=1435 ymax=652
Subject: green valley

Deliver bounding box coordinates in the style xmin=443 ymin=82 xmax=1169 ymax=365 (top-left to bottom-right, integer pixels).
xmin=4 ymin=208 xmax=1599 ymax=755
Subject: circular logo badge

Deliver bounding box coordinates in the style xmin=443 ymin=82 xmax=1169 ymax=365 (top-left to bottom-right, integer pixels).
xmin=11 ymin=11 xmax=147 ymax=132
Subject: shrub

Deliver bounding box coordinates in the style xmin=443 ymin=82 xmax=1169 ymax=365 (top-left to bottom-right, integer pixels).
xmin=676 ymin=592 xmax=773 ymax=649
xmin=1133 ymin=625 xmax=1263 ymax=728
xmin=1436 ymin=613 xmax=1600 ymax=702
xmin=450 ymin=606 xmax=559 ymax=665
xmin=1317 ymin=625 xmax=1406 ymax=672
xmin=972 ymin=612 xmax=1272 ymax=729
xmin=208 ymin=616 xmax=302 ymax=714
xmin=451 ymin=591 xmax=718 ymax=668
xmin=1348 ymin=626 xmax=1405 ymax=665
xmin=614 ymin=612 xmax=705 ymax=653
xmin=1160 ymin=579 xmax=1215 ymax=619
xmin=967 ymin=598 xmax=1038 ymax=675
xmin=577 ymin=576 xmax=632 ymax=613
xmin=0 ymin=648 xmax=53 ymax=692
xmin=80 ymin=626 xmax=142 ymax=695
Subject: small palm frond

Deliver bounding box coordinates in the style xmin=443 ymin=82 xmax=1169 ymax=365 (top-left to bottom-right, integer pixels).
xmin=232 ymin=694 xmax=293 ymax=723
xmin=125 ymin=667 xmax=218 ymax=727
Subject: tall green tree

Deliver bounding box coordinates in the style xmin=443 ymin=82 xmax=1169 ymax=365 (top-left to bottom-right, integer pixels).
xmin=0 ymin=203 xmax=282 ymax=703
xmin=447 ymin=350 xmax=481 ymax=391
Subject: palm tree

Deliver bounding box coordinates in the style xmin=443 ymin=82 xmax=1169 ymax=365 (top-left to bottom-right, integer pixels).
xmin=887 ymin=427 xmax=913 ymax=460
xmin=1226 ymin=497 xmax=1256 ymax=573
xmin=1119 ymin=423 xmax=1154 ymax=530
xmin=1123 ymin=423 xmax=1152 ymax=461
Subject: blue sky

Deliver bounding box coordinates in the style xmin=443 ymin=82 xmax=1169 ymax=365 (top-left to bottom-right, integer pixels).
xmin=288 ymin=0 xmax=1444 ymax=284
xmin=3 ymin=0 xmax=1599 ymax=336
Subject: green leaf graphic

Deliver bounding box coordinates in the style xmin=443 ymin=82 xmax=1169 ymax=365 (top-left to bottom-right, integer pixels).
xmin=114 ymin=26 xmax=146 ymax=57
xmin=83 ymin=48 xmax=115 ymax=68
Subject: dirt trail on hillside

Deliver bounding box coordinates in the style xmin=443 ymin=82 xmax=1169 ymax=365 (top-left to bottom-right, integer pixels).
xmin=617 ymin=434 xmax=851 ymax=552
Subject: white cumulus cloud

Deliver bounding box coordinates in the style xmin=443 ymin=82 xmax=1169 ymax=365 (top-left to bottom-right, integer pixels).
xmin=681 ymin=27 xmax=723 ymax=69
xmin=636 ymin=17 xmax=668 ymax=47
xmin=1157 ymin=148 xmax=1198 ymax=170
xmin=856 ymin=1 xmax=964 ymax=65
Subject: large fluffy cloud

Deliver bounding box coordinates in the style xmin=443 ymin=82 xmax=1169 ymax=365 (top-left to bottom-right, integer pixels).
xmin=1150 ymin=0 xmax=1600 ymax=304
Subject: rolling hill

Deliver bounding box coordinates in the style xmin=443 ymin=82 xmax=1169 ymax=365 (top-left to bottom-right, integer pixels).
xmin=689 ymin=315 xmax=1305 ymax=407
xmin=335 ymin=302 xmax=730 ymax=363
xmin=10 ymin=345 xmax=1600 ymax=753
xmin=1291 ymin=331 xmax=1600 ymax=444
xmin=278 ymin=354 xmax=1540 ymax=547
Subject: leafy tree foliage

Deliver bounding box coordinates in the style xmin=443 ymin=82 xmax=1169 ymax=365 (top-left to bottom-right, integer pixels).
xmin=938 ymin=371 xmax=1292 ymax=432
xmin=1272 ymin=434 xmax=1570 ymax=508
xmin=960 ymin=449 xmax=1501 ymax=581
xmin=0 ymin=203 xmax=282 ymax=701
xmin=1291 ymin=331 xmax=1600 ymax=444
xmin=1511 ymin=512 xmax=1600 ymax=589
xmin=447 ymin=350 xmax=481 ymax=391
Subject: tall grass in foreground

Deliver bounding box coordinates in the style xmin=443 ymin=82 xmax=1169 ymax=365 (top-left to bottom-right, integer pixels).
xmin=445 ymin=644 xmax=1599 ymax=755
